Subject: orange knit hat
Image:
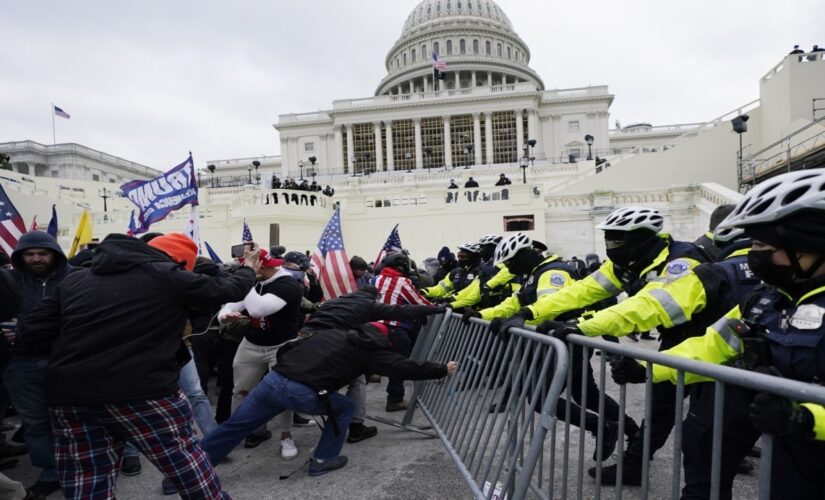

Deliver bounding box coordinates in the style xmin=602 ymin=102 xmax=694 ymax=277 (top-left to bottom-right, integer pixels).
xmin=148 ymin=233 xmax=198 ymax=271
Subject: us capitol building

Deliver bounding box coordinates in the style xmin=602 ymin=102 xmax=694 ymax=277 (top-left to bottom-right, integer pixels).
xmin=2 ymin=0 xmax=824 ymax=261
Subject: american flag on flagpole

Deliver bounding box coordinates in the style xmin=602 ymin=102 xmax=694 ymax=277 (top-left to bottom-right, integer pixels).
xmin=374 ymin=224 xmax=402 ymax=266
xmin=0 ymin=185 xmax=27 ymax=256
xmin=310 ymin=207 xmax=356 ymax=300
xmin=29 ymin=216 xmax=39 ymax=232
xmin=53 ymin=105 xmax=71 ymax=119
xmin=432 ymin=51 xmax=447 ymax=71
xmin=242 ymin=220 xmax=253 ymax=242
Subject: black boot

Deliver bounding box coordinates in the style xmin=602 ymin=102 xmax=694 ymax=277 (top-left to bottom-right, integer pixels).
xmin=589 ymin=455 xmax=643 ymax=486
xmin=347 ymin=423 xmax=378 ymax=443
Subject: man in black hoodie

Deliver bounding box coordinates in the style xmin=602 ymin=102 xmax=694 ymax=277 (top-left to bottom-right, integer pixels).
xmin=2 ymin=231 xmax=70 ymax=497
xmin=200 ymin=306 xmax=455 ymax=477
xmin=23 ymin=233 xmax=258 ymax=499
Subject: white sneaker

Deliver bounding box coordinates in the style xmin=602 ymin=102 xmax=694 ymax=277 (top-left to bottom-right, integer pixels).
xmin=281 ymin=437 xmax=298 ymax=460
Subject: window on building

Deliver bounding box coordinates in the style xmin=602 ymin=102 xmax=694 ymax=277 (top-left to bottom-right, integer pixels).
xmin=447 ymin=0 xmax=451 ymax=9
xmin=433 ymin=41 xmax=439 ymax=55
xmin=507 ymin=46 xmax=511 ymax=59
xmin=109 ymin=178 xmax=116 ymax=183
xmin=457 ymin=1 xmax=462 ymax=8
xmin=422 ymin=44 xmax=427 ymax=56
xmin=497 ymin=43 xmax=502 ymax=57
xmin=446 ymin=40 xmax=452 ymax=55
xmin=92 ymin=174 xmax=100 ymax=182
xmin=473 ymin=39 xmax=479 ymax=54
xmin=568 ymin=120 xmax=579 ymax=132
xmin=412 ymin=48 xmax=417 ymax=62
xmin=503 ymin=215 xmax=535 ymax=232
xmin=485 ymin=40 xmax=491 ymax=55
xmin=436 ymin=1 xmax=441 ymax=11
xmin=396 ymin=57 xmax=400 ymax=68
xmin=460 ymin=39 xmax=466 ymax=54
xmin=304 ymin=142 xmax=314 ymax=151
xmin=403 ymin=53 xmax=407 ymax=65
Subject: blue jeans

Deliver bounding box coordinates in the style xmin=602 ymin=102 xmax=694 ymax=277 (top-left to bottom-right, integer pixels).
xmin=201 ymin=371 xmax=353 ymax=464
xmin=4 ymin=358 xmax=57 ymax=482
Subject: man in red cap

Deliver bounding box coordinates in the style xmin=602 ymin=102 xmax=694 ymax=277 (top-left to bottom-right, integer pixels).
xmin=22 ymin=233 xmax=259 ymax=499
xmin=218 ymin=248 xmax=304 ymax=459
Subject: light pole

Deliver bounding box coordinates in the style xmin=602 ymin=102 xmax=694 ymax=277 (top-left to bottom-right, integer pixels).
xmin=207 ymin=164 xmax=216 ymax=188
xmin=98 ymin=188 xmax=110 ymax=212
xmin=350 ymin=157 xmax=358 ymax=177
xmin=252 ymin=160 xmax=260 ymax=183
xmin=405 ymin=152 xmax=412 ymax=173
xmin=308 ymin=156 xmax=317 ymax=185
xmin=584 ymin=134 xmax=594 ymax=161
xmin=298 ymin=160 xmax=305 ymax=180
xmin=464 ymin=144 xmax=474 ymax=169
xmin=527 ymin=139 xmax=537 ymax=165
xmin=246 ymin=163 xmax=252 ymax=184
xmin=732 ymin=114 xmax=750 ymax=191
xmin=424 ymin=147 xmax=432 ymax=172
xmin=363 ymin=152 xmax=372 ymax=176
xmin=520 ymin=143 xmax=530 ymax=184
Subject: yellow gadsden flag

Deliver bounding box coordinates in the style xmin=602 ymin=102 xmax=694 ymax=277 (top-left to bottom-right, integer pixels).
xmin=68 ymin=210 xmax=93 ymax=258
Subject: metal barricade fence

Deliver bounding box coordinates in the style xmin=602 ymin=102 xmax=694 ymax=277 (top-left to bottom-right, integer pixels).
xmin=397 ymin=313 xmax=569 ymax=500
xmin=521 ymin=334 xmax=825 ymax=500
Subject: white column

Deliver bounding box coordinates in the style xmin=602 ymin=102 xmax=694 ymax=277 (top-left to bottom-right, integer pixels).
xmin=424 ymin=75 xmax=430 ymax=92
xmin=409 ymin=80 xmax=414 ymax=94
xmin=413 ymin=118 xmax=423 ymax=170
xmin=471 ymin=71 xmax=477 ymax=88
xmin=280 ymin=139 xmax=289 ymax=177
xmin=454 ymin=71 xmax=460 ymax=89
xmin=334 ymin=126 xmax=344 ymax=175
xmin=345 ymin=124 xmax=354 ymax=174
xmin=373 ymin=122 xmax=384 ymax=172
xmin=515 ymin=109 xmax=524 ymax=151
xmin=472 ymin=112 xmax=482 ymax=165
xmin=318 ymin=134 xmax=329 ymax=176
xmin=527 ymin=108 xmax=540 ymax=158
xmin=385 ymin=120 xmax=395 ymax=171
xmin=443 ymin=115 xmax=452 ymax=168
xmin=484 ymin=111 xmax=494 ymax=165
xmin=487 ymin=72 xmax=493 ymax=86
xmin=551 ymin=114 xmax=561 ymax=161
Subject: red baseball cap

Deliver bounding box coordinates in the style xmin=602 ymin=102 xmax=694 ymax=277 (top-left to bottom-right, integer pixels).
xmin=367 ymin=322 xmax=389 ymax=336
xmin=259 ymin=249 xmax=284 ymax=268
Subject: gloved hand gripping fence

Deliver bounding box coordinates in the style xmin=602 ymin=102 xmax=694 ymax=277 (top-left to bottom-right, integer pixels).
xmin=725 ymin=319 xmax=772 ymax=371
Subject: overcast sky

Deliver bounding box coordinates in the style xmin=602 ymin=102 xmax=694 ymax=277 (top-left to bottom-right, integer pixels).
xmin=2 ymin=0 xmax=822 ymax=171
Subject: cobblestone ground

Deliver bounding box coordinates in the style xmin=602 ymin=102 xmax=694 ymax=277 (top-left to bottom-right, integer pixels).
xmin=4 ymin=337 xmax=764 ymax=499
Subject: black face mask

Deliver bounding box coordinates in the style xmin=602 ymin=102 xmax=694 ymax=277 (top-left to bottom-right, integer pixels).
xmin=506 ymin=249 xmax=540 ymax=276
xmin=747 ymin=249 xmax=795 ymax=289
xmin=606 ymin=245 xmax=633 ymax=267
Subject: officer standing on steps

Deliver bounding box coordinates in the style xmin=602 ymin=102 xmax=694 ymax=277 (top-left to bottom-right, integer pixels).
xmin=614 ymin=170 xmax=825 ymax=500
xmin=423 ymin=243 xmax=482 ymax=302
xmin=532 ymin=206 xmax=709 ymax=482
xmin=580 ymin=223 xmax=759 ymax=488
xmin=450 ymin=234 xmax=517 ymax=311
xmin=462 ymin=233 xmax=635 ymax=461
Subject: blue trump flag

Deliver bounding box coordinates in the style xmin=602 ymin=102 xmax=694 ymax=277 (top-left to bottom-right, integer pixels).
xmin=204 ymin=241 xmax=223 ymax=264
xmin=121 ymin=154 xmax=198 ymax=234
xmin=46 ymin=204 xmax=58 ymax=238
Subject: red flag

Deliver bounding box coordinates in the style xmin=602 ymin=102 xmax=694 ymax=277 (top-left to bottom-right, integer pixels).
xmin=29 ymin=216 xmax=39 ymax=232
xmin=310 ymin=208 xmax=356 ymax=300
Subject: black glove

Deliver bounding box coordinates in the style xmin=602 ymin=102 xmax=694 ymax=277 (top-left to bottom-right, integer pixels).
xmin=462 ymin=309 xmax=481 ymax=325
xmin=749 ymin=392 xmax=814 ymax=436
xmin=431 ymin=297 xmax=454 ymax=305
xmin=610 ymin=357 xmax=647 ymax=384
xmin=535 ymin=321 xmax=569 ymax=335
xmin=491 ymin=311 xmax=530 ymax=340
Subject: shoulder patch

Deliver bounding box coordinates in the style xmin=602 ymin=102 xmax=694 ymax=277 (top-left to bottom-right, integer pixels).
xmin=665 ymin=259 xmax=690 ymax=277
xmin=550 ymin=273 xmax=566 ymax=287
xmin=789 ymin=304 xmax=825 ymax=330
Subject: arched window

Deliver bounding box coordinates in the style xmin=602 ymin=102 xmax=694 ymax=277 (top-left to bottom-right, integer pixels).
xmin=396 ymin=57 xmax=400 ymax=67
xmin=436 ymin=1 xmax=441 ymax=12
xmin=473 ymin=39 xmax=479 ymax=54
xmin=506 ymin=46 xmax=511 ymax=59
xmin=422 ymin=44 xmax=427 ymax=57
xmin=403 ymin=53 xmax=407 ymax=65
xmin=446 ymin=40 xmax=453 ymax=55
xmin=411 ymin=48 xmax=416 ymax=62
xmin=485 ymin=40 xmax=491 ymax=55
xmin=427 ymin=4 xmax=432 ymax=14
xmin=447 ymin=0 xmax=451 ymax=10
xmin=497 ymin=43 xmax=502 ymax=57
xmin=433 ymin=41 xmax=440 ymax=55
xmin=457 ymin=1 xmax=462 ymax=8
xmin=460 ymin=39 xmax=466 ymax=54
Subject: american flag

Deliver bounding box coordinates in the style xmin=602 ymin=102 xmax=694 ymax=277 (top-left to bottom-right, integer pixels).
xmin=432 ymin=52 xmax=447 ymax=71
xmin=29 ymin=216 xmax=39 ymax=232
xmin=53 ymin=105 xmax=70 ymax=119
xmin=0 ymin=184 xmax=27 ymax=256
xmin=374 ymin=224 xmax=402 ymax=267
xmin=310 ymin=207 xmax=356 ymax=300
xmin=242 ymin=220 xmax=253 ymax=242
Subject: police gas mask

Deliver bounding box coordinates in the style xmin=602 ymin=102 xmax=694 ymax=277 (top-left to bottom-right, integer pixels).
xmin=604 ymin=230 xmax=660 ymax=267
xmin=746 ymin=220 xmax=825 ymax=292
xmin=747 ymin=248 xmax=795 ymax=289
xmin=457 ymin=250 xmax=479 ymax=267
xmin=480 ymin=244 xmax=496 ymax=261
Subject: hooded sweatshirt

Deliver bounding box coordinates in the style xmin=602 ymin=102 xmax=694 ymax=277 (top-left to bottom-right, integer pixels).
xmin=8 ymin=231 xmax=70 ymax=358
xmin=22 ymin=234 xmax=256 ymax=405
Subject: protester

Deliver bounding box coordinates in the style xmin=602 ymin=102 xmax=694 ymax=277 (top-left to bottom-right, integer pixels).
xmin=21 ymin=233 xmax=259 ymax=499
xmin=349 ymin=256 xmax=373 ymax=289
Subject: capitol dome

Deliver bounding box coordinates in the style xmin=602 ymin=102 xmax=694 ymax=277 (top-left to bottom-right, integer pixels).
xmin=375 ymin=0 xmax=544 ymax=96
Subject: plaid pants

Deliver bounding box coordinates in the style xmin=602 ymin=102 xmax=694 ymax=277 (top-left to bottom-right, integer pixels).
xmin=50 ymin=391 xmax=230 ymax=500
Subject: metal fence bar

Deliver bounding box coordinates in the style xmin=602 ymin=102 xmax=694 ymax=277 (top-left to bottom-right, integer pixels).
xmin=594 ymin=351 xmax=607 ymax=500
xmin=576 ymin=346 xmax=589 ymax=500
xmin=671 ymin=370 xmax=686 ymax=500
xmin=615 ymin=383 xmax=626 ymax=500
xmin=709 ymin=381 xmax=725 ymax=500
xmin=758 ymin=434 xmax=773 ymax=500
xmin=640 ymin=363 xmax=653 ymax=500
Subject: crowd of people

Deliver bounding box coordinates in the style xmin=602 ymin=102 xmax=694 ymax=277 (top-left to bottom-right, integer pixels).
xmin=0 ymin=168 xmax=824 ymax=499
xmin=269 ymin=176 xmax=335 ymax=197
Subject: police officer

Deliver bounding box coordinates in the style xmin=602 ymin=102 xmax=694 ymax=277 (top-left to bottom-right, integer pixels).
xmin=450 ymin=235 xmax=517 ymax=311
xmin=589 ymin=224 xmax=759 ymax=489
xmin=423 ymin=243 xmax=482 ymax=301
xmin=615 ymin=170 xmax=825 ymax=499
xmin=693 ymin=204 xmax=737 ymax=262
xmin=533 ymin=206 xmax=709 ymax=480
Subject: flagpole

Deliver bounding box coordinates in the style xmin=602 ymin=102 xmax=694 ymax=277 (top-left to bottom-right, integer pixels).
xmin=51 ymin=102 xmax=56 ymax=145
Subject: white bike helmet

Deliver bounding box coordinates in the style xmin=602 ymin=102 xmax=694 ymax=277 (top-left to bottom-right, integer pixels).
xmin=596 ymin=206 xmax=664 ymax=233
xmin=478 ymin=234 xmax=502 ymax=246
xmin=458 ymin=242 xmax=481 ymax=254
xmin=493 ymin=233 xmax=532 ymax=266
xmin=717 ymin=170 xmax=825 ymax=230
xmin=712 ymin=226 xmax=745 ymax=245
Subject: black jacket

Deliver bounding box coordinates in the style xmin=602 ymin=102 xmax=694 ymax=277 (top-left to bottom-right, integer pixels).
xmin=23 ymin=234 xmax=256 ymax=405
xmin=6 ymin=231 xmax=71 ymax=358
xmin=0 ymin=271 xmax=20 ymax=322
xmin=301 ymin=288 xmax=437 ymax=335
xmin=275 ymin=326 xmax=447 ymax=392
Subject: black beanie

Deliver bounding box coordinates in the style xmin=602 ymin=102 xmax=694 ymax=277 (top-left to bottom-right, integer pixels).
xmin=744 ymin=211 xmax=825 ymax=253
